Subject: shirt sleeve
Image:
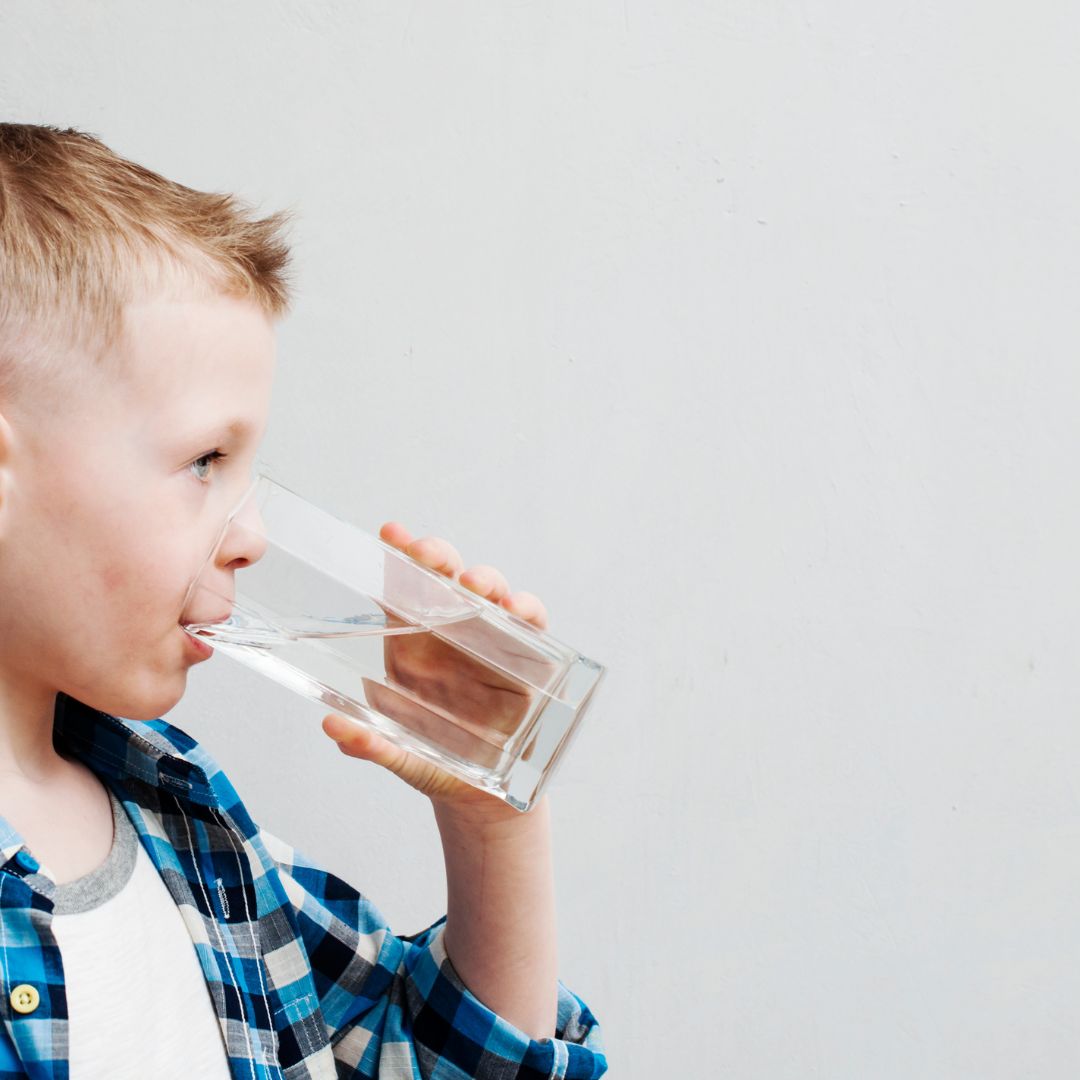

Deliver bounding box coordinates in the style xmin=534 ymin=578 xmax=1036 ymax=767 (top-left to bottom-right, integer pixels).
xmin=256 ymin=826 xmax=608 ymax=1079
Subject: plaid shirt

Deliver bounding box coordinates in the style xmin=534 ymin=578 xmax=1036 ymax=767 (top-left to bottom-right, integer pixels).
xmin=0 ymin=693 xmax=607 ymax=1079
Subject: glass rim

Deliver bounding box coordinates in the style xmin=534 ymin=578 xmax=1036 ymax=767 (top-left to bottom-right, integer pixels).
xmin=180 ymin=470 xmax=274 ymax=623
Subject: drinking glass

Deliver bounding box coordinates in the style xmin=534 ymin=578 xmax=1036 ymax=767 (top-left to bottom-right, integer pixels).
xmin=179 ymin=474 xmax=606 ymax=811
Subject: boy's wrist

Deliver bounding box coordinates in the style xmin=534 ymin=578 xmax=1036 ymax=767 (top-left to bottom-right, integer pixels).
xmin=431 ymin=792 xmax=551 ymax=839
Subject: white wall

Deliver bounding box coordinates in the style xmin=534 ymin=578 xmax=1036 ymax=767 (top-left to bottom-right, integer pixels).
xmin=4 ymin=3 xmax=1077 ymax=1076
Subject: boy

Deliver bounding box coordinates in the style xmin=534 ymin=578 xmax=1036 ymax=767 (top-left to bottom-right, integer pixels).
xmin=0 ymin=123 xmax=606 ymax=1079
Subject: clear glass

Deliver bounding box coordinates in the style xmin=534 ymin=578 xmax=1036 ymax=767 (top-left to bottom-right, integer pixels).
xmin=179 ymin=474 xmax=605 ymax=811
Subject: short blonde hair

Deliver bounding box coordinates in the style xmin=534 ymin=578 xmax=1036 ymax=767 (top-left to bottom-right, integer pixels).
xmin=0 ymin=123 xmax=292 ymax=405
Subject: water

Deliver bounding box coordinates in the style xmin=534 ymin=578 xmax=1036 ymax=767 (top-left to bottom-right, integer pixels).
xmin=183 ymin=604 xmax=590 ymax=811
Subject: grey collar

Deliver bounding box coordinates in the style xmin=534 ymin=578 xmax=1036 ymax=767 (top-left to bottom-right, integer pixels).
xmin=51 ymin=787 xmax=139 ymax=916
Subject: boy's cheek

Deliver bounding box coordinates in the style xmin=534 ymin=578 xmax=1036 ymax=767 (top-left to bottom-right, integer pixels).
xmin=93 ymin=545 xmax=189 ymax=634
xmin=102 ymin=564 xmax=127 ymax=594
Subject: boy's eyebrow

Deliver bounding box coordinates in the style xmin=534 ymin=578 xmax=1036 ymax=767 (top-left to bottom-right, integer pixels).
xmin=198 ymin=418 xmax=258 ymax=445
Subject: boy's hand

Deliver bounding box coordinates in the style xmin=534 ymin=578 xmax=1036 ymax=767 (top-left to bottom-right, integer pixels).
xmin=321 ymin=521 xmax=549 ymax=819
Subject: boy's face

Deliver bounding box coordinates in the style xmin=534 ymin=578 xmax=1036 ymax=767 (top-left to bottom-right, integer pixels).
xmin=0 ymin=294 xmax=275 ymax=724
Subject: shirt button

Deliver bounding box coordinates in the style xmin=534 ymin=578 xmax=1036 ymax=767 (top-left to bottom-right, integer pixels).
xmin=13 ymin=851 xmax=37 ymax=873
xmin=10 ymin=985 xmax=40 ymax=1015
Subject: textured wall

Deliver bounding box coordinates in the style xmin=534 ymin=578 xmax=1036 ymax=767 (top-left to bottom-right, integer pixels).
xmin=3 ymin=3 xmax=1077 ymax=1076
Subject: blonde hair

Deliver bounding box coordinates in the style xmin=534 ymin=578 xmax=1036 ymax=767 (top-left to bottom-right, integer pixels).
xmin=0 ymin=123 xmax=292 ymax=405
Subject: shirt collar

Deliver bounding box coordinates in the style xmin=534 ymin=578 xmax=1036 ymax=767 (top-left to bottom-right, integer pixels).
xmin=0 ymin=694 xmax=255 ymax=883
xmin=52 ymin=692 xmax=221 ymax=808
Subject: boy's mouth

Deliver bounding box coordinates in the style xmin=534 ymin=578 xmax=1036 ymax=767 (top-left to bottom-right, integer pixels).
xmin=179 ymin=608 xmax=234 ymax=630
xmin=197 ymin=610 xmax=233 ymax=626
xmin=181 ymin=628 xmax=214 ymax=661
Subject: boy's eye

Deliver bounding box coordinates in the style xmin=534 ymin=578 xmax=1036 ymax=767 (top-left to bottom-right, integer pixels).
xmin=190 ymin=450 xmax=228 ymax=482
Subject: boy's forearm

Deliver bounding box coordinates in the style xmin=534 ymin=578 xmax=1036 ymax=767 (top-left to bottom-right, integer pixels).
xmin=433 ymin=794 xmax=558 ymax=1041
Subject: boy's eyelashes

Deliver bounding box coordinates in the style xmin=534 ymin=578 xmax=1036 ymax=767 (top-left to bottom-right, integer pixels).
xmin=190 ymin=449 xmax=229 ymax=482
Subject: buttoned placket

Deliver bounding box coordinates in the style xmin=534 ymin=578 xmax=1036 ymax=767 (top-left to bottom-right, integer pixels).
xmin=0 ymin=841 xmax=65 ymax=1078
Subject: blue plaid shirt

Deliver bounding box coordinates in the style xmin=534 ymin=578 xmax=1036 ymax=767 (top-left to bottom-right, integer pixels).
xmin=0 ymin=693 xmax=607 ymax=1079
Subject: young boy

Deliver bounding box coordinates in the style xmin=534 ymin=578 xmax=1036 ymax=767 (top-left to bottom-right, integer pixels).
xmin=0 ymin=123 xmax=606 ymax=1079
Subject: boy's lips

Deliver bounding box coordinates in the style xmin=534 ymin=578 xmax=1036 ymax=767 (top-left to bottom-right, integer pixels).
xmin=182 ymin=629 xmax=214 ymax=661
xmin=179 ymin=607 xmax=232 ymax=662
xmin=182 ymin=609 xmax=233 ymax=628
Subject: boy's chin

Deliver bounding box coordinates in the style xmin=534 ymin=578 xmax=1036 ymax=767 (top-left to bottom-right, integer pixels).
xmin=77 ymin=674 xmax=188 ymax=724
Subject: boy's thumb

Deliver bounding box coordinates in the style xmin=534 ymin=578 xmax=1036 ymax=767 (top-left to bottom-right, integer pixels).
xmin=322 ymin=713 xmax=407 ymax=773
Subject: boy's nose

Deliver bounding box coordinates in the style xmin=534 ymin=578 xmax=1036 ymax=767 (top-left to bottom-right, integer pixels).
xmin=216 ymin=497 xmax=268 ymax=570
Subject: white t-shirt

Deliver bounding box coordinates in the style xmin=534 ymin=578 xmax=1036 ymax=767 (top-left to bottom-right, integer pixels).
xmin=49 ymin=786 xmax=233 ymax=1078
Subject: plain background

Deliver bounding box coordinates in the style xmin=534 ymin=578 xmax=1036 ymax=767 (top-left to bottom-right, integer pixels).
xmin=3 ymin=3 xmax=1077 ymax=1077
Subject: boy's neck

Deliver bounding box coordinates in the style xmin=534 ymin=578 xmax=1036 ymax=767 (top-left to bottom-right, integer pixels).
xmin=0 ymin=684 xmax=70 ymax=783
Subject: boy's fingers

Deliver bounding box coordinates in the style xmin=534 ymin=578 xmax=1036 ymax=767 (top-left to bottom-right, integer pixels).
xmin=407 ymin=536 xmax=465 ymax=578
xmin=500 ymin=591 xmax=548 ymax=630
xmin=323 ymin=713 xmax=408 ymax=771
xmin=379 ymin=521 xmax=414 ymax=549
xmin=459 ymin=564 xmax=511 ymax=602
xmin=380 ymin=531 xmax=534 ymax=629
xmin=379 ymin=524 xmax=466 ymax=581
